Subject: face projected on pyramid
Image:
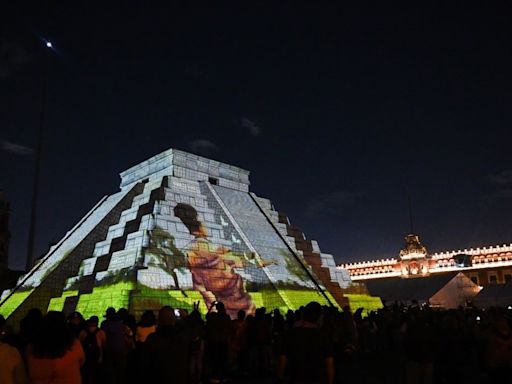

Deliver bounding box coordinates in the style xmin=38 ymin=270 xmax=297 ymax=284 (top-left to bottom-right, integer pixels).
xmin=173 ymin=203 xmax=256 ymax=317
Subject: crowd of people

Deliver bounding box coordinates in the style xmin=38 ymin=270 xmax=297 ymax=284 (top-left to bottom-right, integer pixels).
xmin=1 ymin=300 xmax=512 ymax=384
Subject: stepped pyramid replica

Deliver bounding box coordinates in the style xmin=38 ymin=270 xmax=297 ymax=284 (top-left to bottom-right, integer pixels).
xmin=1 ymin=149 xmax=352 ymax=322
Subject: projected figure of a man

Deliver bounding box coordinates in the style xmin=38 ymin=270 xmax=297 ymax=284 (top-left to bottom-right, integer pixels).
xmin=174 ymin=203 xmax=256 ymax=317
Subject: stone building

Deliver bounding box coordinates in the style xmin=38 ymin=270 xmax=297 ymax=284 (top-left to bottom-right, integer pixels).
xmin=340 ymin=233 xmax=512 ymax=307
xmin=340 ymin=233 xmax=512 ymax=286
xmin=0 ymin=149 xmax=355 ymax=324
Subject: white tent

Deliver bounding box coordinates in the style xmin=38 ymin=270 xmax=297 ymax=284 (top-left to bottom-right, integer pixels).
xmin=429 ymin=272 xmax=481 ymax=308
xmin=365 ymin=272 xmax=481 ymax=308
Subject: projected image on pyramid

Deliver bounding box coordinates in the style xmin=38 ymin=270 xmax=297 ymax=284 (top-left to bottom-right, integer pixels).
xmin=174 ymin=202 xmax=276 ymax=315
xmin=0 ymin=149 xmax=353 ymax=321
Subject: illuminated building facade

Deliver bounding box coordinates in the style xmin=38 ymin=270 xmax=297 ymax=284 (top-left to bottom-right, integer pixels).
xmin=0 ymin=149 xmax=357 ymax=323
xmin=340 ymin=233 xmax=512 ymax=287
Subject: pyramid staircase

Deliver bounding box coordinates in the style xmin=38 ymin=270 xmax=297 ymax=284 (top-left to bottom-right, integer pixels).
xmin=0 ymin=149 xmax=351 ymax=322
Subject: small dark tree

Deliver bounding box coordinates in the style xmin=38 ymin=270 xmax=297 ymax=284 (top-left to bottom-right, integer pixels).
xmin=143 ymin=227 xmax=188 ymax=296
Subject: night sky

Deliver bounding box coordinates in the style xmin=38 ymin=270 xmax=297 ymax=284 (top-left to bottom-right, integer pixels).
xmin=1 ymin=3 xmax=512 ymax=271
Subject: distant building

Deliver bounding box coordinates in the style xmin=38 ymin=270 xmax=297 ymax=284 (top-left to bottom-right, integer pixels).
xmin=340 ymin=234 xmax=512 ymax=286
xmin=339 ymin=233 xmax=512 ymax=307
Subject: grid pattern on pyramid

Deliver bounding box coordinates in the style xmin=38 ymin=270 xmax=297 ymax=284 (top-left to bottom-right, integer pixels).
xmin=2 ymin=189 xmax=130 ymax=298
xmin=138 ymin=179 xmax=277 ymax=287
xmin=213 ymin=185 xmax=320 ymax=288
xmin=255 ymin=195 xmax=352 ymax=288
xmin=50 ymin=176 xmax=332 ymax=318
xmin=1 ymin=149 xmax=352 ymax=322
xmin=51 ymin=178 xmax=168 ymax=315
xmin=45 ymin=177 xmax=272 ymax=318
xmin=62 ymin=178 xmax=165 ymax=291
xmin=0 ymin=183 xmax=144 ymax=322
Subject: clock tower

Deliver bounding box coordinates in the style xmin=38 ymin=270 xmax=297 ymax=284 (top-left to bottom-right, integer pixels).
xmin=398 ymin=234 xmax=431 ymax=277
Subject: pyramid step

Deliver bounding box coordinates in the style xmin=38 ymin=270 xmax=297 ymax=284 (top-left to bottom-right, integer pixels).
xmin=1 ymin=149 xmax=355 ymax=324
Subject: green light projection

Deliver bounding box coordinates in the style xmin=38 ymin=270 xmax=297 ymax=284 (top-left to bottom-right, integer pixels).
xmin=0 ymin=149 xmax=359 ymax=321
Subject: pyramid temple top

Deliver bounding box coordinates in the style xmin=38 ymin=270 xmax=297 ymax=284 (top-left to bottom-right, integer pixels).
xmin=119 ymin=148 xmax=251 ymax=191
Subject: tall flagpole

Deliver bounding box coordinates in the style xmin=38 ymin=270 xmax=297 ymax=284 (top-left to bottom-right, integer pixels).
xmin=26 ymin=40 xmax=52 ymax=271
xmin=407 ymin=194 xmax=414 ymax=234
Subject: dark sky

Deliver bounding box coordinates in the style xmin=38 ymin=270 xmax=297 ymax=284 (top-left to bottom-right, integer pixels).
xmin=2 ymin=3 xmax=512 ymax=271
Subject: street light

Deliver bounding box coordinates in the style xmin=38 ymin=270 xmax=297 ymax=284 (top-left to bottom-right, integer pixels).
xmin=26 ymin=39 xmax=53 ymax=270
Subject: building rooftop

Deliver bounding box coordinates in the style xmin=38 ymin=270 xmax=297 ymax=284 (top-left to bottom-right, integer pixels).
xmin=119 ymin=148 xmax=250 ymax=191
